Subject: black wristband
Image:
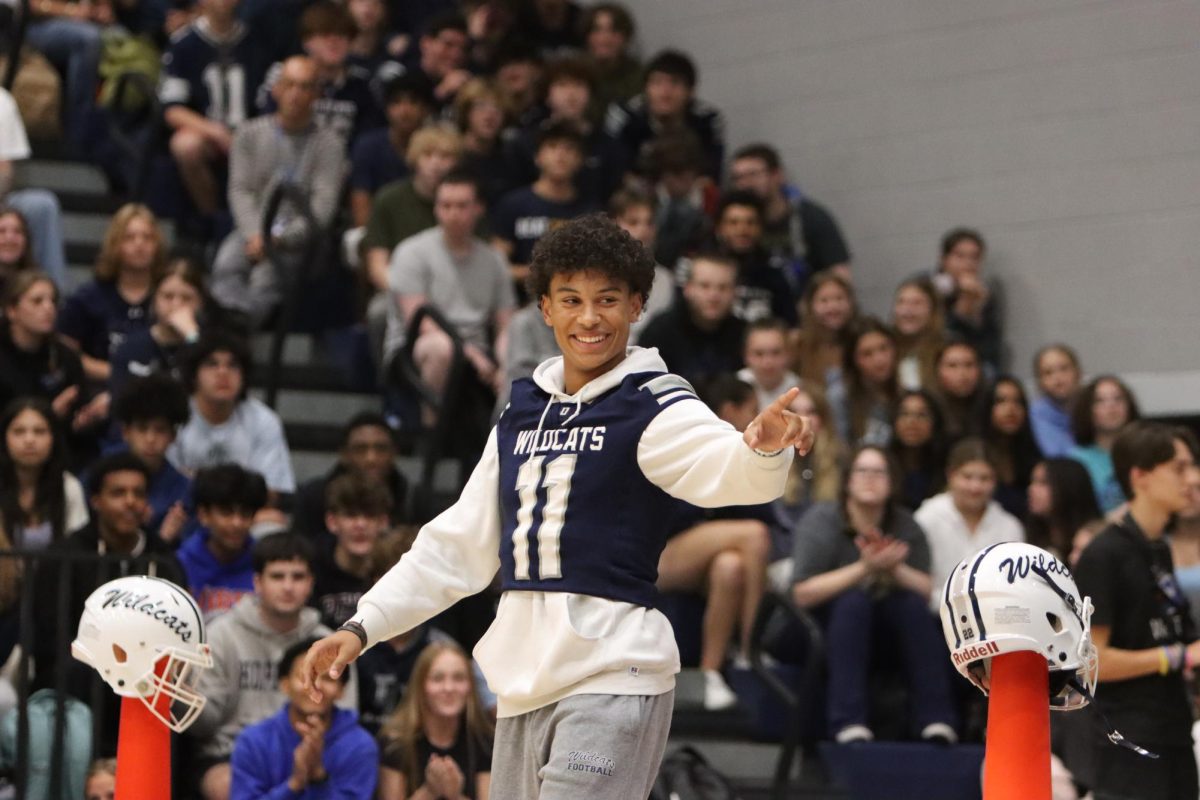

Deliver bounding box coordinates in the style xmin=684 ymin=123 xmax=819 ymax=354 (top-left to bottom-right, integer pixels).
xmin=338 ymin=620 xmax=367 ymax=648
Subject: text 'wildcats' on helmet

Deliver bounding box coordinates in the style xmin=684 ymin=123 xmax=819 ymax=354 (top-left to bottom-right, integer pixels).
xmin=939 ymin=542 xmax=1098 ymax=711
xmin=72 ymin=576 xmax=213 ymax=733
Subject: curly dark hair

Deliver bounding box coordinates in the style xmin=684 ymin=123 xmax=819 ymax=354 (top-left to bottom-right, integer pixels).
xmin=527 ymin=213 xmax=656 ymax=303
xmin=114 ymin=373 xmax=190 ymax=428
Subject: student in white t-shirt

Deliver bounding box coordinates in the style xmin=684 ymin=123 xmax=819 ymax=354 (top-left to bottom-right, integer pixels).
xmin=915 ymin=436 xmax=1024 ymax=609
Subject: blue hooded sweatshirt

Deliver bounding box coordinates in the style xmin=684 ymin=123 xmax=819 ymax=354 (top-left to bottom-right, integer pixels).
xmin=176 ymin=529 xmax=255 ymax=621
xmin=230 ymin=705 xmax=378 ymax=800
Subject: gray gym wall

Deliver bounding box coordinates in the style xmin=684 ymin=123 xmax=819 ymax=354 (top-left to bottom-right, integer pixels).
xmin=622 ymin=0 xmax=1200 ymax=414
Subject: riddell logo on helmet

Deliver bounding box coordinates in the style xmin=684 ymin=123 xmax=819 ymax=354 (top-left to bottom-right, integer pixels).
xmin=952 ymin=641 xmax=999 ymax=666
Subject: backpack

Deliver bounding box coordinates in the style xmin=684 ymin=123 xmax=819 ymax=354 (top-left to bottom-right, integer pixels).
xmin=650 ymin=745 xmax=741 ymax=800
xmin=0 ymin=689 xmax=92 ymax=800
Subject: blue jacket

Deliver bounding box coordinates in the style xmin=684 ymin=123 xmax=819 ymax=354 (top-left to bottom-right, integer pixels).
xmin=176 ymin=529 xmax=255 ymax=620
xmin=230 ymin=706 xmax=378 ymax=800
xmin=1030 ymin=396 xmax=1076 ymax=458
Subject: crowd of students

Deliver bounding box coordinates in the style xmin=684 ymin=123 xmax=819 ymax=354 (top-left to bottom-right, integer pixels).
xmin=1 ymin=0 xmax=1198 ymax=798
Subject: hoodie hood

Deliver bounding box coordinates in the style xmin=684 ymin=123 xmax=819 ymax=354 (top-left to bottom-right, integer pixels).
xmin=531 ymin=345 xmax=669 ymax=402
xmin=529 ymin=346 xmax=670 ymax=432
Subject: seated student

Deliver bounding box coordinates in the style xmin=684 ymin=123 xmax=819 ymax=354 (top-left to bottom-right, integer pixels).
xmin=169 ymin=331 xmax=296 ymax=499
xmin=637 ymin=253 xmax=745 ymax=389
xmin=728 ymin=142 xmax=852 ymax=289
xmin=1029 ymin=343 xmax=1082 ymax=458
xmin=453 ymin=78 xmax=517 ymax=210
xmin=58 ymin=204 xmax=166 ymax=384
xmin=230 ymin=638 xmax=377 ymax=800
xmin=312 ymin=473 xmax=393 ymax=628
xmin=888 ymin=390 xmax=947 ymax=512
xmin=609 ymin=189 xmax=674 ymax=343
xmin=697 ymin=190 xmax=796 ymax=324
xmin=605 ymin=49 xmax=725 ymax=182
xmin=178 ymin=464 xmax=269 ymax=621
xmin=394 ymin=12 xmax=472 ymax=109
xmin=32 ymin=453 xmax=185 ymax=756
xmin=159 ymin=0 xmax=272 ymax=220
xmin=491 ymin=120 xmax=596 ymax=288
xmin=789 ymin=272 xmax=858 ymax=393
xmin=506 ymin=57 xmax=627 ymax=206
xmin=110 ymin=374 xmax=192 ymax=541
xmin=292 ymin=412 xmax=409 ymax=542
xmin=190 ymin=533 xmax=352 ymax=800
xmin=642 ymin=130 xmax=712 ymax=268
xmin=1073 ymin=423 xmax=1200 ymax=800
xmin=979 ymin=376 xmax=1042 ymax=519
xmin=377 ymin=641 xmax=494 ymax=800
xmin=491 ymin=42 xmax=544 ymax=128
xmin=792 ymin=444 xmax=956 ymax=744
xmin=927 ymin=227 xmax=1003 ymax=374
xmin=383 ymin=170 xmax=516 ymax=412
xmin=355 ymin=530 xmax=497 ymax=737
xmin=891 ymin=276 xmax=945 ymax=392
xmin=0 ymin=398 xmax=89 ymax=552
xmin=657 ymin=375 xmax=774 ymax=710
xmin=0 ymin=272 xmax=87 ymax=421
xmin=1170 ymin=460 xmax=1200 ymax=622
xmin=210 ymin=56 xmax=348 ymax=327
xmin=257 ymin=1 xmax=384 ymax=147
xmin=737 ymin=318 xmax=802 ymax=415
xmin=914 ymin=437 xmax=1024 ymax=609
xmin=515 ymin=0 xmax=583 ymax=55
xmin=362 ymin=124 xmax=463 ymax=357
xmin=84 ymin=758 xmax=116 ymax=800
xmin=580 ymin=2 xmax=642 ymax=114
xmin=1026 ymin=458 xmax=1101 ymax=559
xmin=348 ymin=74 xmax=436 ymax=227
xmin=833 ymin=317 xmax=899 ymax=447
xmin=775 ymin=385 xmax=845 ymax=538
xmin=108 ymin=258 xmax=206 ymax=401
xmin=932 ymin=339 xmax=986 ymax=442
xmin=1068 ymin=375 xmax=1141 ymax=514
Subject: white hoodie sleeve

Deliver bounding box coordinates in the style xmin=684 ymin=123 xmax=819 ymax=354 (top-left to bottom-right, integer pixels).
xmin=637 ymin=397 xmax=793 ymax=507
xmin=352 ymin=428 xmax=502 ymax=648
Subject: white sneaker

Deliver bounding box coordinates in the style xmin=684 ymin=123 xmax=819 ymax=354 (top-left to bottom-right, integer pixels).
xmin=702 ymin=669 xmax=738 ymax=710
xmin=834 ymin=724 xmax=874 ymax=744
xmin=730 ymin=651 xmax=780 ymax=670
xmin=920 ymin=722 xmax=958 ymax=744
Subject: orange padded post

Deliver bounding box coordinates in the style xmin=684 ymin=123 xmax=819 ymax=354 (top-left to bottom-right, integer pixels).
xmin=114 ymin=676 xmax=172 ymax=799
xmin=983 ymin=650 xmax=1051 ymax=800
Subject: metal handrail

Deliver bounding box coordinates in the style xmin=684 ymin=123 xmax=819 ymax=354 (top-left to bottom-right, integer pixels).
xmin=747 ymin=589 xmax=826 ymax=800
xmin=393 ymin=303 xmax=470 ymax=522
xmin=104 ymin=70 xmax=163 ymax=198
xmin=1 ymin=0 xmax=30 ymax=91
xmin=260 ymin=180 xmax=325 ymax=409
xmin=0 ymin=547 xmax=182 ymax=799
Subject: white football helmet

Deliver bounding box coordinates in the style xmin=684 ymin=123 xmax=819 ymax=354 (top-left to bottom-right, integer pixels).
xmin=940 ymin=542 xmax=1098 ymax=710
xmin=72 ymin=576 xmax=213 ymax=732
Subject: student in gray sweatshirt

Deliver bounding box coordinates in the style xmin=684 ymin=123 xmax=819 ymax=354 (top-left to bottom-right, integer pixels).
xmin=209 ymin=55 xmax=348 ymax=326
xmin=188 ymin=532 xmax=357 ymax=800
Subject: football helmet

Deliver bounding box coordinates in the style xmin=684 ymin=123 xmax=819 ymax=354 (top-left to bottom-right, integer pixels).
xmin=940 ymin=541 xmax=1097 ymax=710
xmin=72 ymin=576 xmax=212 ymax=732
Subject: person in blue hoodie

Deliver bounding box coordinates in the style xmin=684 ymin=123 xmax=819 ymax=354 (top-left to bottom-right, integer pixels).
xmin=231 ymin=638 xmax=377 ymax=800
xmin=110 ymin=373 xmax=193 ymax=542
xmin=178 ymin=463 xmax=269 ymax=621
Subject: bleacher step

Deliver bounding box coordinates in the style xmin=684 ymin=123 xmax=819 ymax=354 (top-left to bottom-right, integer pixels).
xmin=14 ymin=159 xmax=108 ymax=196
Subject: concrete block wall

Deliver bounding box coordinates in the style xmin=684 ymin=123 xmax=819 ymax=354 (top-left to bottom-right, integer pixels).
xmin=623 ymin=0 xmax=1200 ymax=412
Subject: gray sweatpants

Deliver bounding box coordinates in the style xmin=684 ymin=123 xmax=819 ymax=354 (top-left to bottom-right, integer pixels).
xmin=490 ymin=691 xmax=674 ymax=800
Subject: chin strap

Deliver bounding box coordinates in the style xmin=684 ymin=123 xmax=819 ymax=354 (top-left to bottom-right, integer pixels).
xmin=1067 ymin=676 xmax=1159 ymax=759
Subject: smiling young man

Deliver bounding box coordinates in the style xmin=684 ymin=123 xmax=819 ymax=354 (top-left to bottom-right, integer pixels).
xmin=1074 ymin=422 xmax=1200 ymax=800
xmin=303 ymin=213 xmax=813 ymax=800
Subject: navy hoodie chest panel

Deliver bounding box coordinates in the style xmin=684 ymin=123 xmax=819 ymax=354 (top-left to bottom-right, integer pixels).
xmin=495 ymin=371 xmax=695 ymax=606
